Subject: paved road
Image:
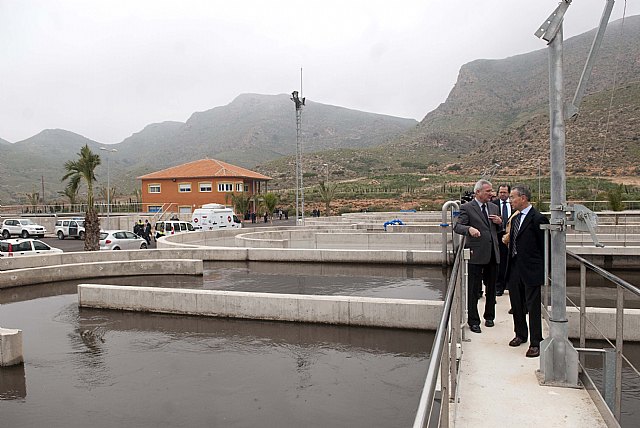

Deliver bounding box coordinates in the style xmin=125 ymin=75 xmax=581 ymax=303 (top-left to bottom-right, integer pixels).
xmin=43 ymin=218 xmax=300 ymax=252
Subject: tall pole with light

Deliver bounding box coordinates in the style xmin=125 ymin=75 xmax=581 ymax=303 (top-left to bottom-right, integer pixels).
xmin=291 ymin=84 xmax=305 ymax=226
xmin=100 ymin=147 xmax=118 ymax=229
xmin=323 ymin=163 xmax=329 ymax=185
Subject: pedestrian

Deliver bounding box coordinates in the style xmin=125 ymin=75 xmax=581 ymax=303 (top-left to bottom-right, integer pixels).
xmin=263 ymin=212 xmax=268 ymax=223
xmin=492 ymin=184 xmax=512 ymax=296
xmin=505 ymin=185 xmax=549 ymax=358
xmin=453 ymin=179 xmax=503 ymax=333
xmin=143 ymin=219 xmax=151 ymax=245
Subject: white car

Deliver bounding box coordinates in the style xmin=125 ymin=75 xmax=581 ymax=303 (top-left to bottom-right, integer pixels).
xmin=54 ymin=218 xmax=86 ymax=240
xmin=99 ymin=230 xmax=148 ymax=250
xmin=1 ymin=218 xmax=47 ymax=239
xmin=0 ymin=238 xmax=63 ymax=257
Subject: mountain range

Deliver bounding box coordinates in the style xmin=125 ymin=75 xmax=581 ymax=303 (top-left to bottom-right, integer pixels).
xmin=1 ymin=15 xmax=638 ymax=204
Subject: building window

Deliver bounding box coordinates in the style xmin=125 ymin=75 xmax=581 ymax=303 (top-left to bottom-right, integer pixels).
xmin=236 ymin=183 xmax=244 ymax=192
xmin=244 ymin=184 xmax=249 ymax=192
xmin=217 ymin=183 xmax=233 ymax=192
xmin=148 ymin=184 xmax=161 ymax=193
xmin=178 ymin=183 xmax=191 ymax=193
xmin=148 ymin=206 xmax=162 ymax=213
xmin=199 ymin=182 xmax=212 ymax=192
xmin=179 ymin=206 xmax=192 ymax=214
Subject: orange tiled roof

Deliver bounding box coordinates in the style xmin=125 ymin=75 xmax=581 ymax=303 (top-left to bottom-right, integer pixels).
xmin=137 ymin=159 xmax=272 ymax=181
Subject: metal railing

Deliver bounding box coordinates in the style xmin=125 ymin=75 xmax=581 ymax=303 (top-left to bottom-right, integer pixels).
xmin=413 ymin=237 xmax=466 ymax=428
xmin=565 ymin=251 xmax=640 ymax=426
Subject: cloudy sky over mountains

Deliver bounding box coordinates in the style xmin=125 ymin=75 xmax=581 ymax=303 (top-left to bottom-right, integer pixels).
xmin=1 ymin=0 xmax=637 ymax=144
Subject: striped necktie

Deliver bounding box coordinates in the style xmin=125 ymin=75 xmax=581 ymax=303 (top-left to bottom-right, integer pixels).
xmin=511 ymin=213 xmax=522 ymax=256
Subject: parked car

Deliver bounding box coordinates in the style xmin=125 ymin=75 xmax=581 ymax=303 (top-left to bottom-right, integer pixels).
xmin=54 ymin=218 xmax=85 ymax=240
xmin=0 ymin=238 xmax=63 ymax=257
xmin=154 ymin=220 xmax=195 ymax=239
xmin=99 ymin=230 xmax=148 ymax=250
xmin=1 ymin=218 xmax=47 ymax=239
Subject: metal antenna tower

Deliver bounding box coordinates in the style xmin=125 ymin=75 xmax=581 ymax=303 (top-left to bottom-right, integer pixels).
xmin=291 ymin=69 xmax=306 ymax=226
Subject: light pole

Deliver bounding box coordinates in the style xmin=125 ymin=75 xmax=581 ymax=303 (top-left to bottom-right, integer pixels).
xmin=100 ymin=147 xmax=118 ymax=229
xmin=322 ymin=163 xmax=329 ymax=185
xmin=291 ymin=89 xmax=305 ymax=225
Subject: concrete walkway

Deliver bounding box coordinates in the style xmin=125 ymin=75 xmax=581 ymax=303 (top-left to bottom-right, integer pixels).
xmin=453 ymin=292 xmax=606 ymax=427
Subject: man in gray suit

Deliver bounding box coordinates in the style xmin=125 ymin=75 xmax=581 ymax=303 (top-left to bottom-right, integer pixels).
xmin=454 ymin=179 xmax=503 ymax=333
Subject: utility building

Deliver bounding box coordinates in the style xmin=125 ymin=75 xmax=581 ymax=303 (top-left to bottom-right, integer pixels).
xmin=137 ymin=159 xmax=271 ymax=214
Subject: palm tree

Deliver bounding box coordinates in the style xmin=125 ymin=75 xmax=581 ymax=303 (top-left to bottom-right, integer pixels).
xmin=260 ymin=192 xmax=279 ymax=224
xmin=25 ymin=190 xmax=39 ymax=213
xmin=318 ymin=181 xmax=337 ymax=217
xmin=62 ymin=145 xmax=101 ymax=250
xmin=58 ymin=181 xmax=80 ymax=211
xmin=225 ymin=192 xmax=251 ymax=221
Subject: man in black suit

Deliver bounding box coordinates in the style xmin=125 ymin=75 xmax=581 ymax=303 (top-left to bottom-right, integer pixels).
xmin=492 ymin=184 xmax=512 ymax=296
xmin=454 ymin=179 xmax=503 ymax=333
xmin=505 ymin=185 xmax=549 ymax=358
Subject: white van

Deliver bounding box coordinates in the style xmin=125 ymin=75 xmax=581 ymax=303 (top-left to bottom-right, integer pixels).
xmin=154 ymin=220 xmax=195 ymax=239
xmin=191 ymin=204 xmax=242 ymax=230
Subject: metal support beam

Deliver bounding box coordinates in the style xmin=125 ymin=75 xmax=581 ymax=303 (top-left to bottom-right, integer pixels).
xmin=567 ymin=0 xmax=615 ymax=118
xmin=537 ymin=21 xmax=580 ymax=387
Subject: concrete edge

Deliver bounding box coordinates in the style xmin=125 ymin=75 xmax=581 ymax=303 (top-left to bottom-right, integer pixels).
xmin=1 ymin=259 xmax=203 ymax=289
xmin=78 ymin=284 xmax=444 ymax=330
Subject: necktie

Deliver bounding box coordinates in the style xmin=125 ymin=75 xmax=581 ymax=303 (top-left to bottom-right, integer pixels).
xmin=511 ymin=213 xmax=522 ymax=256
xmin=481 ymin=204 xmax=489 ymax=225
xmin=502 ymin=201 xmax=508 ymax=225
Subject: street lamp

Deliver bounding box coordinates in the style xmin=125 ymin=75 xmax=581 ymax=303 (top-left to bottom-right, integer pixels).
xmin=322 ymin=163 xmax=329 ymax=184
xmin=100 ymin=147 xmax=118 ymax=229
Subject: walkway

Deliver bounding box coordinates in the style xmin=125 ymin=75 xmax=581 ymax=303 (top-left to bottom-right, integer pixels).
xmin=453 ymin=292 xmax=606 ymax=427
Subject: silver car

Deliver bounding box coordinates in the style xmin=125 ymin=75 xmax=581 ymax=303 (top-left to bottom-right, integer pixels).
xmin=99 ymin=230 xmax=148 ymax=250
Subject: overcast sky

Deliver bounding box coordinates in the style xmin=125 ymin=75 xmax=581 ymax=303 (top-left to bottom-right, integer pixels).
xmin=1 ymin=0 xmax=637 ymax=144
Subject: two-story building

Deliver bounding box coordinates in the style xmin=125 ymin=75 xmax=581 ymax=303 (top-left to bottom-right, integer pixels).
xmin=137 ymin=158 xmax=272 ymax=214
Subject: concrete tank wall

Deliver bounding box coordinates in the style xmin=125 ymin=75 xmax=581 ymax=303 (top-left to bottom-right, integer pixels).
xmin=78 ymin=284 xmax=444 ymax=330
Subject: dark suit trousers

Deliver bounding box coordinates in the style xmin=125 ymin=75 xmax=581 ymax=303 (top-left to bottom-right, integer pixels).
xmin=508 ymin=271 xmax=543 ymax=347
xmin=495 ymin=241 xmax=509 ymax=293
xmin=467 ymin=252 xmax=497 ymax=326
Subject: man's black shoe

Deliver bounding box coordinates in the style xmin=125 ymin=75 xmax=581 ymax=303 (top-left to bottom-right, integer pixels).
xmin=469 ymin=325 xmax=482 ymax=333
xmin=496 ymin=291 xmax=504 ymax=296
xmin=509 ymin=337 xmax=525 ymax=347
xmin=485 ymin=320 xmax=494 ymax=327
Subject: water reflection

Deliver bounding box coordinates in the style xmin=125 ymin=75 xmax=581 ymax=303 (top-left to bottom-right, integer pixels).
xmin=0 ymin=364 xmax=26 ymax=400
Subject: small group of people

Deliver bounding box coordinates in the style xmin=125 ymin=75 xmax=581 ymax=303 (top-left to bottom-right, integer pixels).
xmin=133 ymin=219 xmax=153 ymax=245
xmin=454 ymin=179 xmax=549 ymax=358
xmin=311 ymin=209 xmax=323 ymax=217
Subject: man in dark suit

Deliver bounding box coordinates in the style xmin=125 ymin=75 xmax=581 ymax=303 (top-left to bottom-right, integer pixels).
xmin=454 ymin=179 xmax=503 ymax=333
xmin=492 ymin=184 xmax=512 ymax=296
xmin=505 ymin=185 xmax=549 ymax=358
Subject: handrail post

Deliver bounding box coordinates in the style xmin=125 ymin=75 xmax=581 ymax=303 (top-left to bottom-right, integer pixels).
xmin=615 ymin=286 xmax=624 ymax=419
xmin=450 ymin=266 xmax=461 ymax=399
xmin=440 ymin=326 xmax=450 ymax=427
xmin=441 ymin=201 xmax=460 ymax=267
xmin=579 ymin=263 xmax=587 ymax=368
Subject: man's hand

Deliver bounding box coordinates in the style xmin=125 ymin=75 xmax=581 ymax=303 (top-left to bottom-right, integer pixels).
xmin=468 ymin=226 xmax=480 ymax=238
xmin=488 ymin=214 xmax=503 ymax=225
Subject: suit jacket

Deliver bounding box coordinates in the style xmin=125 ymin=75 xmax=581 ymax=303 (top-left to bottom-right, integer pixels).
xmin=454 ymin=200 xmax=501 ymax=265
xmin=505 ymin=206 xmax=549 ymax=287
